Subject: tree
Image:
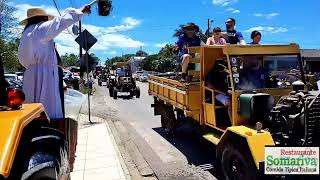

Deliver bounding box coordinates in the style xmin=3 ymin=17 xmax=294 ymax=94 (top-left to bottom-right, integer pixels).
xmin=0 ymin=38 xmax=23 ymax=72
xmin=61 ymin=53 xmax=78 ymax=67
xmin=104 ymin=53 xmax=135 ymax=67
xmin=141 ymin=54 xmax=159 ymax=71
xmin=1 ymin=0 xmax=19 ymax=39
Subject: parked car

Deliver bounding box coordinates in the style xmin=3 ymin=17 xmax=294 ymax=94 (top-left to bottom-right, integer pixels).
xmin=4 ymin=73 xmax=19 ymax=82
xmin=15 ymin=72 xmax=24 ymax=81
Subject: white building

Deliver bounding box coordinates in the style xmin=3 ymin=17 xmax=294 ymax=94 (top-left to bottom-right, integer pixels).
xmin=127 ymin=56 xmax=146 ymax=73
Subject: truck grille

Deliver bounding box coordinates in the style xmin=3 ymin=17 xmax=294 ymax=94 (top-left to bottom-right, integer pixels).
xmin=305 ymin=96 xmax=320 ymax=146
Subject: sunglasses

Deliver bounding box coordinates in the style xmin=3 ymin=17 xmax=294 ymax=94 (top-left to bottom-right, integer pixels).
xmin=214 ymin=30 xmax=222 ymax=33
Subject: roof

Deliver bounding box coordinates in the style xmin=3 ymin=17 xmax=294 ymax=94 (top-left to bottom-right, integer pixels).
xmin=300 ymin=49 xmax=320 ymax=58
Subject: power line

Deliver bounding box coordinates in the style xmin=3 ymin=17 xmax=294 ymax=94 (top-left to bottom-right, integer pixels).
xmin=52 ymin=0 xmax=76 ymax=38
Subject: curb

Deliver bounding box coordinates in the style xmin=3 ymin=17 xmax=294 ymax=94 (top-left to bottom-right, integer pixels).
xmin=107 ymin=119 xmax=158 ymax=180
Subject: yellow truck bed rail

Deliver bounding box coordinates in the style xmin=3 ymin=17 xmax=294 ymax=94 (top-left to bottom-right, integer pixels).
xmin=148 ymin=75 xmax=201 ymax=120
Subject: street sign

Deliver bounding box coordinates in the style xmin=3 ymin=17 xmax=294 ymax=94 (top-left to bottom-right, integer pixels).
xmin=75 ymin=29 xmax=97 ymax=51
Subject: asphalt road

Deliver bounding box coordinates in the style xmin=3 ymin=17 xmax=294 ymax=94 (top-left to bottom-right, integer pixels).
xmin=90 ymin=82 xmax=223 ymax=180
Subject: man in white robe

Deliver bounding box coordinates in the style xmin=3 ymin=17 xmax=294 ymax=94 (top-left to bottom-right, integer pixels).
xmin=18 ymin=5 xmax=90 ymax=118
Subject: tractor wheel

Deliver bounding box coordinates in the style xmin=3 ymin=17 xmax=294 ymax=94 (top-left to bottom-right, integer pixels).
xmin=135 ymin=87 xmax=140 ymax=98
xmin=113 ymin=88 xmax=118 ymax=99
xmin=109 ymin=86 xmax=113 ymax=97
xmin=160 ymin=106 xmax=177 ymax=138
xmin=130 ymin=90 xmax=135 ymax=98
xmin=221 ymin=144 xmax=257 ymax=180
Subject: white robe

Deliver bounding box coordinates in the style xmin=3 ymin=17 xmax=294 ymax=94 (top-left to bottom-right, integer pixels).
xmin=18 ymin=8 xmax=84 ymax=118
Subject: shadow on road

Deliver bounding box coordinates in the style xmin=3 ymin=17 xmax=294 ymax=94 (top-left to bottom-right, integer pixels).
xmin=152 ymin=125 xmax=224 ymax=179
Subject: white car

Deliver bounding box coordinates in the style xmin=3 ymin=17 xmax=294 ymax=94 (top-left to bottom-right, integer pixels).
xmin=15 ymin=72 xmax=24 ymax=81
xmin=5 ymin=74 xmax=19 ymax=82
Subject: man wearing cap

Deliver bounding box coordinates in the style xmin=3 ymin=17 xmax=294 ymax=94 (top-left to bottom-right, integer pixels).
xmin=175 ymin=23 xmax=205 ymax=82
xmin=18 ymin=5 xmax=90 ymax=119
xmin=224 ymin=18 xmax=246 ymax=45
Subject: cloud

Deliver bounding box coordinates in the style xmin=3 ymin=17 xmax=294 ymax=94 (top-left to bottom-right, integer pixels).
xmin=103 ymin=51 xmax=117 ymax=55
xmin=253 ymin=13 xmax=280 ymax=19
xmin=154 ymin=43 xmax=168 ymax=48
xmin=226 ymin=8 xmax=240 ymax=13
xmin=12 ymin=2 xmax=145 ymax=56
xmin=245 ymin=26 xmax=288 ymax=34
xmin=212 ymin=0 xmax=238 ymax=6
xmin=11 ymin=3 xmax=60 ymax=21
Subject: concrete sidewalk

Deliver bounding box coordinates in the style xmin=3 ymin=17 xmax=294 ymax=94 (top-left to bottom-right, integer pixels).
xmin=70 ymin=114 xmax=130 ymax=180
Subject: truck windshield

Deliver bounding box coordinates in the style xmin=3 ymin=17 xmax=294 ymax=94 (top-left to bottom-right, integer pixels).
xmin=230 ymin=54 xmax=301 ymax=90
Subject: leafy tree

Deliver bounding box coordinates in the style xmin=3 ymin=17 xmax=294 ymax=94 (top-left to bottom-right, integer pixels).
xmin=0 ymin=38 xmax=23 ymax=72
xmin=104 ymin=53 xmax=135 ymax=67
xmin=1 ymin=0 xmax=19 ymax=39
xmin=141 ymin=54 xmax=159 ymax=71
xmin=61 ymin=53 xmax=78 ymax=67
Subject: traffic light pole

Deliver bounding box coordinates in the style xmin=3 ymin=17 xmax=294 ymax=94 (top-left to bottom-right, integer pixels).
xmin=78 ymin=20 xmax=92 ymax=124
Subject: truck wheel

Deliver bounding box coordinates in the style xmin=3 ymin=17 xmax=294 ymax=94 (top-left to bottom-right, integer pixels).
xmin=24 ymin=167 xmax=58 ymax=180
xmin=98 ymin=81 xmax=102 ymax=86
xmin=113 ymin=88 xmax=118 ymax=99
xmin=161 ymin=106 xmax=176 ymax=138
xmin=109 ymin=86 xmax=113 ymax=97
xmin=135 ymin=87 xmax=140 ymax=98
xmin=221 ymin=144 xmax=257 ymax=180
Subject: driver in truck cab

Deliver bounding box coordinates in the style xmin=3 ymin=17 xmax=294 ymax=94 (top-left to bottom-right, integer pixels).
xmin=174 ymin=23 xmax=205 ymax=82
xmin=206 ymin=60 xmax=232 ymax=121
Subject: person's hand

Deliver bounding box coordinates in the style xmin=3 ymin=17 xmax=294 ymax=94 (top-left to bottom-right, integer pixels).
xmin=228 ymin=90 xmax=232 ymax=95
xmin=81 ymin=5 xmax=91 ymax=14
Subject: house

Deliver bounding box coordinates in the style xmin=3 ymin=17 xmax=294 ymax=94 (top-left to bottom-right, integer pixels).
xmin=301 ymin=49 xmax=320 ymax=72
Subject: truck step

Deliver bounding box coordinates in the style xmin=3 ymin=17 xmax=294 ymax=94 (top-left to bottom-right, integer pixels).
xmin=203 ymin=133 xmax=220 ymax=145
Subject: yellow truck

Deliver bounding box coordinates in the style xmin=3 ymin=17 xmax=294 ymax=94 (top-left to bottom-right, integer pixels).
xmin=148 ymin=44 xmax=320 ymax=179
xmin=0 ymin=60 xmax=77 ymax=179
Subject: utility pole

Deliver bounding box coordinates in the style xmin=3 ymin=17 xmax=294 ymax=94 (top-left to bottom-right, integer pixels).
xmin=79 ymin=20 xmax=82 ymax=58
xmin=207 ymin=18 xmax=210 ymax=37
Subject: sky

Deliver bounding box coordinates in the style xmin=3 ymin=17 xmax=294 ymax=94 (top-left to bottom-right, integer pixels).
xmin=11 ymin=0 xmax=320 ymax=63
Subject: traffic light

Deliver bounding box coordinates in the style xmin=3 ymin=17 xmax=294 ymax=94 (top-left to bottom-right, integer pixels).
xmin=98 ymin=0 xmax=112 ymax=16
xmin=90 ymin=0 xmax=113 ymax=16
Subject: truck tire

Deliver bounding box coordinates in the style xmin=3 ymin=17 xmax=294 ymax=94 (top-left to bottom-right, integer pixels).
xmin=161 ymin=106 xmax=176 ymax=138
xmin=24 ymin=167 xmax=58 ymax=180
xmin=135 ymin=87 xmax=140 ymax=98
xmin=109 ymin=86 xmax=113 ymax=97
xmin=113 ymin=88 xmax=118 ymax=99
xmin=221 ymin=144 xmax=257 ymax=180
xmin=98 ymin=81 xmax=102 ymax=86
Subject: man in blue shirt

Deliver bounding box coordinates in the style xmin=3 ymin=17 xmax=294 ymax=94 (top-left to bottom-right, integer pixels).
xmin=175 ymin=23 xmax=204 ymax=81
xmin=223 ymin=18 xmax=246 ymax=45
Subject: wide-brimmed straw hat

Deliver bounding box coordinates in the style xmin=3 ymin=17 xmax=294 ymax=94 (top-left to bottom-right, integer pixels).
xmin=182 ymin=23 xmax=200 ymax=32
xmin=19 ymin=8 xmax=54 ymax=25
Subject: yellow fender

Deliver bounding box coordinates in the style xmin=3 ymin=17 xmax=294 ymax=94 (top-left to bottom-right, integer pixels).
xmin=0 ymin=103 xmax=48 ymax=178
xmin=218 ymin=126 xmax=275 ymax=169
